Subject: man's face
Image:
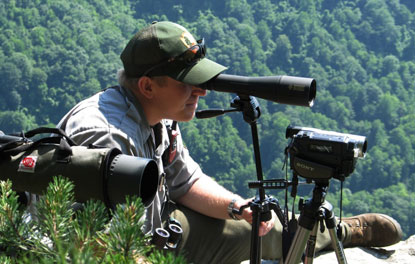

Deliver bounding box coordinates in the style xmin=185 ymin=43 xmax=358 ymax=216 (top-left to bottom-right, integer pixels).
xmin=151 ymin=76 xmax=207 ymax=122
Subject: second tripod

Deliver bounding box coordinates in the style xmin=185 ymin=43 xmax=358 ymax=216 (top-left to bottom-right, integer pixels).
xmin=284 ymin=180 xmax=347 ymax=264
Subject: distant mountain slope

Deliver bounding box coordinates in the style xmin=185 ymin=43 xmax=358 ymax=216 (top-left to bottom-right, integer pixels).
xmin=0 ymin=0 xmax=414 ymax=238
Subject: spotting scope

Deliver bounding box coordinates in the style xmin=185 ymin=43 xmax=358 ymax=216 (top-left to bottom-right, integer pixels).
xmin=199 ymin=74 xmax=316 ymax=107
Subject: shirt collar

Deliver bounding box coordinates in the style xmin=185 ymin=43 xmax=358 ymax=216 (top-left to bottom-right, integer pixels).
xmin=119 ymin=85 xmax=153 ymax=142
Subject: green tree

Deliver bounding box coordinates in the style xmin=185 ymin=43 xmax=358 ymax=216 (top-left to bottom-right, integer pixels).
xmin=0 ymin=110 xmax=36 ymax=134
xmin=0 ymin=0 xmax=414 ymax=239
xmin=0 ymin=178 xmax=186 ymax=263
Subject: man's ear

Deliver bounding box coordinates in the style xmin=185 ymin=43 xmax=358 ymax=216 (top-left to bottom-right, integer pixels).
xmin=137 ymin=76 xmax=154 ymax=99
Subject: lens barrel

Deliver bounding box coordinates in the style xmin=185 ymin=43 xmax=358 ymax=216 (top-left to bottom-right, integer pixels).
xmin=200 ymin=74 xmax=316 ymax=107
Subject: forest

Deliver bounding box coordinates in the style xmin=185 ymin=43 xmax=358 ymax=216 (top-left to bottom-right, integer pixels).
xmin=0 ymin=0 xmax=414 ymax=239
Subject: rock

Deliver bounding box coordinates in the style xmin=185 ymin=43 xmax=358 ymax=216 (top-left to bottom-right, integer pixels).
xmin=241 ymin=235 xmax=415 ymax=263
xmin=315 ymin=235 xmax=415 ymax=264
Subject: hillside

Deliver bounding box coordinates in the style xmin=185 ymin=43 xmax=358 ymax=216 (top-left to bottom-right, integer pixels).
xmin=0 ymin=0 xmax=414 ymax=238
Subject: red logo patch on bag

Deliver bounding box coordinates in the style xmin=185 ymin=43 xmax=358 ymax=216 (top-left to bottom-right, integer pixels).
xmin=18 ymin=156 xmax=38 ymax=173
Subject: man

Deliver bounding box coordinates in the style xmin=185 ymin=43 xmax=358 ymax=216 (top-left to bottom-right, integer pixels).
xmin=58 ymin=21 xmax=402 ymax=263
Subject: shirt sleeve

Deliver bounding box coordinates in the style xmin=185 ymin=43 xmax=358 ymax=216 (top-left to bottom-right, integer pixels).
xmin=61 ymin=105 xmax=140 ymax=157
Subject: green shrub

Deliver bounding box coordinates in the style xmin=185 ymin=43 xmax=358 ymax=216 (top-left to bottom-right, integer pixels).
xmin=0 ymin=177 xmax=186 ymax=263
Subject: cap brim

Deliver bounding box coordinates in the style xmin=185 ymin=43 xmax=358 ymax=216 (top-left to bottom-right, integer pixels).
xmin=168 ymin=58 xmax=227 ymax=86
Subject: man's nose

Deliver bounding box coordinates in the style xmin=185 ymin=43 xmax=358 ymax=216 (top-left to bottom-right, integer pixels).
xmin=192 ymin=86 xmax=207 ymax=96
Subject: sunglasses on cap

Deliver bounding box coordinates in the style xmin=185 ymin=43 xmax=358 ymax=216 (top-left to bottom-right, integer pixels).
xmin=142 ymin=38 xmax=206 ymax=77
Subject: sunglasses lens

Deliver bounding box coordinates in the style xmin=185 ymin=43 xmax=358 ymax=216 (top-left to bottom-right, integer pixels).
xmin=198 ymin=38 xmax=206 ymax=56
xmin=143 ymin=38 xmax=207 ymax=76
xmin=181 ymin=39 xmax=206 ymax=65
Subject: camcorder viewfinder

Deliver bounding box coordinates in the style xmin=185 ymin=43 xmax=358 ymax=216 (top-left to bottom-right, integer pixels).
xmin=285 ymin=125 xmax=368 ymax=182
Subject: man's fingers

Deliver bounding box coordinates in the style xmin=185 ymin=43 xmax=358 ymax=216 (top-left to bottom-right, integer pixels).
xmin=258 ymin=212 xmax=276 ymax=236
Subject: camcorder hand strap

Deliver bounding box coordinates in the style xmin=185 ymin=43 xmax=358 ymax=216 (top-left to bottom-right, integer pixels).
xmin=336 ymin=180 xmax=345 ymax=240
xmin=282 ymin=190 xmax=299 ymax=259
xmin=281 ymin=148 xmax=299 ymax=260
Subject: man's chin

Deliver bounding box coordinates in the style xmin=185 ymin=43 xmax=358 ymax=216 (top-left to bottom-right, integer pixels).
xmin=183 ymin=114 xmax=196 ymax=122
xmin=172 ymin=112 xmax=196 ymax=122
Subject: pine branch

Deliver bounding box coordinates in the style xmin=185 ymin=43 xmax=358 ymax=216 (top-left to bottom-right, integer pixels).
xmin=0 ymin=177 xmax=186 ymax=263
xmin=100 ymin=196 xmax=148 ymax=261
xmin=0 ymin=180 xmax=31 ymax=256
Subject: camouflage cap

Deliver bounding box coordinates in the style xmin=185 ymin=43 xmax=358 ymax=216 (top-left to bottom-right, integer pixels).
xmin=120 ymin=21 xmax=227 ymax=85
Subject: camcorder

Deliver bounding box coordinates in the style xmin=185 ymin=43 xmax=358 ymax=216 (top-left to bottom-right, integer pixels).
xmin=285 ymin=125 xmax=368 ymax=182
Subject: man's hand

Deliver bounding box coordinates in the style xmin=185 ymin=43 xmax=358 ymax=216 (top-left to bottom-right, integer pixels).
xmin=177 ymin=175 xmax=276 ymax=237
xmin=234 ymin=198 xmax=276 ymax=237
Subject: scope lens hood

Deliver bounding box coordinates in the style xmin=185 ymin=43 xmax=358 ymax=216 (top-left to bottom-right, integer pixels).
xmin=107 ymin=154 xmax=159 ymax=207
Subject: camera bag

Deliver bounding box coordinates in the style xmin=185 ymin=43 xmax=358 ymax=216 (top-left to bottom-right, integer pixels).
xmin=0 ymin=127 xmax=120 ymax=206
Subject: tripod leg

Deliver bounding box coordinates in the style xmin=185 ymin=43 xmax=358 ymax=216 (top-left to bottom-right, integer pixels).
xmin=250 ymin=208 xmax=262 ymax=264
xmin=284 ymin=225 xmax=311 ymax=264
xmin=304 ymin=223 xmax=319 ymax=264
xmin=285 ymin=183 xmax=349 ymax=264
xmin=320 ymin=203 xmax=348 ymax=264
xmin=327 ymin=223 xmax=348 ymax=264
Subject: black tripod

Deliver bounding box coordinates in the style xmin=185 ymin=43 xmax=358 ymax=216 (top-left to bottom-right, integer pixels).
xmin=243 ymin=179 xmax=291 ymax=264
xmin=196 ymin=96 xmax=348 ymax=263
xmin=225 ymin=95 xmax=289 ymax=263
xmin=232 ymin=96 xmax=348 ymax=264
xmin=284 ymin=180 xmax=347 ymax=264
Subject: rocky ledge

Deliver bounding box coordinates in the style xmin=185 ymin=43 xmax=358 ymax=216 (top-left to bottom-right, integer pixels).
xmin=315 ymin=235 xmax=415 ymax=264
xmin=242 ymin=235 xmax=415 ymax=263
